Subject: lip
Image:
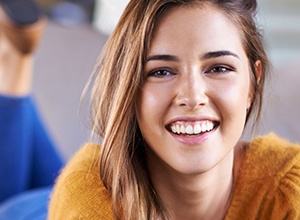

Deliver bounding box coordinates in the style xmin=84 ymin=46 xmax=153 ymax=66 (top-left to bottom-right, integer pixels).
xmin=166 ymin=115 xmax=219 ymax=126
xmin=165 ymin=115 xmax=219 ymax=146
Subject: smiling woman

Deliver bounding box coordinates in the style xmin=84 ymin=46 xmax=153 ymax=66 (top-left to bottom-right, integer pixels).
xmin=139 ymin=5 xmax=252 ymax=176
xmin=49 ymin=0 xmax=300 ymax=219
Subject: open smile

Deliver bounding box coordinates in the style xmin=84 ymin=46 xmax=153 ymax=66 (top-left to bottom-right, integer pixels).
xmin=167 ymin=120 xmax=219 ymax=136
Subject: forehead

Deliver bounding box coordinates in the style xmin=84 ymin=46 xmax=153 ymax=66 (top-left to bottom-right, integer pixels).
xmin=148 ymin=4 xmax=245 ymax=57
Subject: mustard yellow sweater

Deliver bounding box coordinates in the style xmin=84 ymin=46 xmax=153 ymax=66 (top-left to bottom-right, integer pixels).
xmin=48 ymin=134 xmax=300 ymax=219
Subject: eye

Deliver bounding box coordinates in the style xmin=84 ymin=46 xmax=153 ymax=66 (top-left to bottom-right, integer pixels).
xmin=148 ymin=69 xmax=174 ymax=78
xmin=206 ymin=66 xmax=233 ymax=74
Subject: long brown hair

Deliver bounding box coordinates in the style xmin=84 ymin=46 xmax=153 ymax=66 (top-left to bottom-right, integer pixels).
xmin=89 ymin=0 xmax=269 ymax=218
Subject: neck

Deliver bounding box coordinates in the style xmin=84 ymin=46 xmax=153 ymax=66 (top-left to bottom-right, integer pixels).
xmin=148 ymin=149 xmax=236 ymax=220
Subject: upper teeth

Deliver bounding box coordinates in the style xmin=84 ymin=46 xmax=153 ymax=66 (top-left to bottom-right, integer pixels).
xmin=170 ymin=121 xmax=214 ymax=135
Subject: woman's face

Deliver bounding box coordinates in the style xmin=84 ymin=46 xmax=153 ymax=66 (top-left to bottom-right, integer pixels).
xmin=137 ymin=5 xmax=252 ymax=175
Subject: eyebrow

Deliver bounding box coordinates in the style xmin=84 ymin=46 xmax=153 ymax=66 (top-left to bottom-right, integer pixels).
xmin=202 ymin=50 xmax=240 ymax=60
xmin=146 ymin=54 xmax=179 ymax=62
xmin=146 ymin=50 xmax=240 ymax=62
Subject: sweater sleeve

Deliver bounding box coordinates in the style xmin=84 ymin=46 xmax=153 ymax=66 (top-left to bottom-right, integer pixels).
xmin=226 ymin=134 xmax=300 ymax=219
xmin=48 ymin=144 xmax=113 ymax=220
xmin=259 ymin=158 xmax=300 ymax=219
xmin=258 ymin=134 xmax=300 ymax=219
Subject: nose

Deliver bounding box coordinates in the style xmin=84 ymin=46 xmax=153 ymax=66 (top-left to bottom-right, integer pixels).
xmin=175 ymin=71 xmax=208 ymax=110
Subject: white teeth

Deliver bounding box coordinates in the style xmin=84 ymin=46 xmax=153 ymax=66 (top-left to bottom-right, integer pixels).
xmin=176 ymin=124 xmax=180 ymax=134
xmin=208 ymin=122 xmax=213 ymax=130
xmin=180 ymin=125 xmax=185 ymax=134
xmin=194 ymin=124 xmax=201 ymax=134
xmin=186 ymin=125 xmax=193 ymax=134
xmin=170 ymin=121 xmax=215 ymax=135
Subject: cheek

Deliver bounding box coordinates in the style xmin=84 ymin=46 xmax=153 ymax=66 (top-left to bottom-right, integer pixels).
xmin=136 ymin=84 xmax=171 ymax=127
xmin=209 ymin=77 xmax=251 ymax=121
xmin=136 ymin=85 xmax=172 ymax=149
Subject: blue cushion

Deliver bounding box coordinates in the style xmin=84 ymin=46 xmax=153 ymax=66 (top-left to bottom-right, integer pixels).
xmin=0 ymin=187 xmax=52 ymax=220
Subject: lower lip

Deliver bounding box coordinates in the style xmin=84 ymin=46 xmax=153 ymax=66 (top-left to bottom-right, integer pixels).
xmin=169 ymin=128 xmax=216 ymax=146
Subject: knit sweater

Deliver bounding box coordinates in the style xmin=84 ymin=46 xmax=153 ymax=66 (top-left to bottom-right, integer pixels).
xmin=48 ymin=134 xmax=300 ymax=219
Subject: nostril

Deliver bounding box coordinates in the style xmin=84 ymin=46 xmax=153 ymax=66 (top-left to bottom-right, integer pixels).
xmin=176 ymin=93 xmax=208 ymax=109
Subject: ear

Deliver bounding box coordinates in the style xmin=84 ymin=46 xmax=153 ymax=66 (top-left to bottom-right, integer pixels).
xmin=247 ymin=60 xmax=262 ymax=109
xmin=255 ymin=60 xmax=262 ymax=83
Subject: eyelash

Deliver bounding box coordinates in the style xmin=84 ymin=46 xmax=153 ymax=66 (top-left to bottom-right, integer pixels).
xmin=206 ymin=65 xmax=234 ymax=74
xmin=147 ymin=65 xmax=234 ymax=78
xmin=148 ymin=69 xmax=174 ymax=77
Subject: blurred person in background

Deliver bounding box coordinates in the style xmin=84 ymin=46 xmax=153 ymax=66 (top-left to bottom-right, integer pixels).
xmin=0 ymin=0 xmax=63 ymax=218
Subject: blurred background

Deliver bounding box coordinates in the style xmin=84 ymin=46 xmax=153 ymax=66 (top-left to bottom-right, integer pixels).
xmin=31 ymin=0 xmax=300 ymax=159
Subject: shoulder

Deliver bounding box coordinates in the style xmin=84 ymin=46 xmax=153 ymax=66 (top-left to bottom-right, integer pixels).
xmin=247 ymin=133 xmax=300 ymax=176
xmin=250 ymin=132 xmax=300 ymax=155
xmin=247 ymin=133 xmax=300 ymax=206
xmin=48 ymin=143 xmax=113 ymax=219
xmin=228 ymin=134 xmax=300 ymax=219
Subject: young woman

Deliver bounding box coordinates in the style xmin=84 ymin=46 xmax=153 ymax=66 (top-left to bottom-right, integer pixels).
xmin=49 ymin=0 xmax=300 ymax=219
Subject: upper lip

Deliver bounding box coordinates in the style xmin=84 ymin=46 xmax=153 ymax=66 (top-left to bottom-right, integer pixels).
xmin=165 ymin=115 xmax=219 ymax=127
